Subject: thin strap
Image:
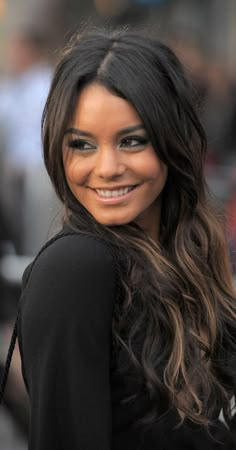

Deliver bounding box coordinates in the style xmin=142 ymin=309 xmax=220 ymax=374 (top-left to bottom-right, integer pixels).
xmin=230 ymin=410 xmax=236 ymax=442
xmin=0 ymin=315 xmax=18 ymax=404
xmin=0 ymin=230 xmax=78 ymax=406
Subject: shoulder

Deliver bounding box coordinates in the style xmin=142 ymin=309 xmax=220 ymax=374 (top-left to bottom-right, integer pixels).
xmin=19 ymin=231 xmax=119 ymax=339
xmin=23 ymin=230 xmax=116 ymax=287
xmin=41 ymin=229 xmax=113 ymax=259
xmin=20 ymin=230 xmax=118 ymax=315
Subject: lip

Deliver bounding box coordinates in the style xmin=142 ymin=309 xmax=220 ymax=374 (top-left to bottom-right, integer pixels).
xmin=90 ymin=185 xmax=139 ymax=204
xmin=91 ymin=185 xmax=136 ymax=190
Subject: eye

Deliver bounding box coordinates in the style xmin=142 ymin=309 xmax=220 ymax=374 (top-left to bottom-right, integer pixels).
xmin=66 ymin=138 xmax=96 ymax=152
xmin=119 ymin=135 xmax=149 ymax=150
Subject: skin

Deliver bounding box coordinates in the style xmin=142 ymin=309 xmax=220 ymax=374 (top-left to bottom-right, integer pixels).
xmin=63 ymin=83 xmax=168 ymax=242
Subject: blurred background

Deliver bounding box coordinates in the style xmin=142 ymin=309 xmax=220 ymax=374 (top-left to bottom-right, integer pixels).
xmin=0 ymin=0 xmax=236 ymax=447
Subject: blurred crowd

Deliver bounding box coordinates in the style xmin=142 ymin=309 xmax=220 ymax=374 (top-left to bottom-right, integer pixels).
xmin=0 ymin=0 xmax=235 ymax=448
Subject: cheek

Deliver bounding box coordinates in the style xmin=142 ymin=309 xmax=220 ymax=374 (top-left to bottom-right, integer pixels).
xmin=63 ymin=155 xmax=87 ymax=186
xmin=145 ymin=159 xmax=168 ymax=187
xmin=133 ymin=148 xmax=167 ymax=186
xmin=64 ymin=162 xmax=78 ymax=184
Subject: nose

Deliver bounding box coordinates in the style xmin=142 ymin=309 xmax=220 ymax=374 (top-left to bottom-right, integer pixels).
xmin=94 ymin=147 xmax=126 ymax=179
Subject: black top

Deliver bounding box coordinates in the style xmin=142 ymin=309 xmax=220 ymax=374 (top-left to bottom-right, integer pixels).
xmin=18 ymin=227 xmax=235 ymax=449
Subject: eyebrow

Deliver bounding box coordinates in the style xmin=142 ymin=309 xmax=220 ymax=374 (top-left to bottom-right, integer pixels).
xmin=64 ymin=124 xmax=146 ymax=138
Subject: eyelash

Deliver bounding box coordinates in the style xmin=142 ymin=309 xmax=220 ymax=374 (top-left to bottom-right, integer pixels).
xmin=67 ymin=139 xmax=95 ymax=152
xmin=120 ymin=136 xmax=149 ymax=149
xmin=66 ymin=135 xmax=149 ymax=153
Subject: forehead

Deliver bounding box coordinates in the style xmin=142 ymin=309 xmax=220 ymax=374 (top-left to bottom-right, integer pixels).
xmin=71 ymin=83 xmax=142 ymax=131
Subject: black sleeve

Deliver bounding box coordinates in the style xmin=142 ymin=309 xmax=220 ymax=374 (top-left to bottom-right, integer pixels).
xmin=18 ymin=234 xmax=116 ymax=450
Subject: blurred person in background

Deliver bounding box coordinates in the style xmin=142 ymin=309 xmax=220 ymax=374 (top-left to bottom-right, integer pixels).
xmin=0 ymin=29 xmax=54 ymax=255
xmin=167 ymin=35 xmax=236 ymax=168
xmin=1 ymin=28 xmax=236 ymax=449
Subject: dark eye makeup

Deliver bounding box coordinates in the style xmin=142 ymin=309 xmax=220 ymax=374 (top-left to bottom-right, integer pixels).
xmin=65 ymin=134 xmax=149 ymax=152
xmin=66 ymin=138 xmax=96 ymax=151
xmin=119 ymin=135 xmax=149 ymax=148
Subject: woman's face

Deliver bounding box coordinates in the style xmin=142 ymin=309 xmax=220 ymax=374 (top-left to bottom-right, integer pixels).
xmin=63 ymin=83 xmax=168 ymax=240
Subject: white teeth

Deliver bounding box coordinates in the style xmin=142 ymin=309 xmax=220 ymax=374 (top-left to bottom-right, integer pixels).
xmin=95 ymin=186 xmax=133 ymax=198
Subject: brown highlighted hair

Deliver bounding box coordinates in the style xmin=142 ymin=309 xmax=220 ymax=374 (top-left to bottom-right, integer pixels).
xmin=42 ymin=29 xmax=236 ymax=430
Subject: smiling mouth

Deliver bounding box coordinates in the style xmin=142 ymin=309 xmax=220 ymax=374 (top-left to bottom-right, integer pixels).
xmin=93 ymin=185 xmax=137 ymax=198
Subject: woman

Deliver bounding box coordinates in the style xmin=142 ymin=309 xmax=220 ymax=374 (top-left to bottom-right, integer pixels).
xmin=1 ymin=29 xmax=236 ymax=449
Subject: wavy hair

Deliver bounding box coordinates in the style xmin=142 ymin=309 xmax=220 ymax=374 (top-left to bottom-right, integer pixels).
xmin=42 ymin=28 xmax=236 ymax=430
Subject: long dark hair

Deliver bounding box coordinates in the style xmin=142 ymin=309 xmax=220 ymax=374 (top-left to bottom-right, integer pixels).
xmin=42 ymin=28 xmax=236 ymax=430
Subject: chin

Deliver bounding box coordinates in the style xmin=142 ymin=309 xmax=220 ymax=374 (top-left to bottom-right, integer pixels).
xmin=94 ymin=215 xmax=131 ymax=227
